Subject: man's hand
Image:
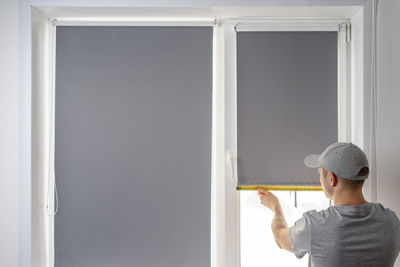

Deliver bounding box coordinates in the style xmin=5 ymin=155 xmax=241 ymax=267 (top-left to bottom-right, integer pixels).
xmin=257 ymin=188 xmax=280 ymax=211
xmin=257 ymin=188 xmax=294 ymax=253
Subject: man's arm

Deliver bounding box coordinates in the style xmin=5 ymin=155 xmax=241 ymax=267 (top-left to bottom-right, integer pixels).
xmin=257 ymin=188 xmax=294 ymax=253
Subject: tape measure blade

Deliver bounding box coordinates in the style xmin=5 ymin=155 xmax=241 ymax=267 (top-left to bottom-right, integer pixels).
xmin=236 ymin=185 xmax=323 ymax=191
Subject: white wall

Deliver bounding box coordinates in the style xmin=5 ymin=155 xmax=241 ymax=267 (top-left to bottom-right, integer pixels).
xmin=0 ymin=0 xmax=398 ymax=266
xmin=377 ymin=0 xmax=400 ymax=266
xmin=0 ymin=0 xmax=20 ymax=266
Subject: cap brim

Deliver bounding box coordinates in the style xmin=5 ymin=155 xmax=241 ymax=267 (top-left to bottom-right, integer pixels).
xmin=304 ymin=154 xmax=320 ymax=168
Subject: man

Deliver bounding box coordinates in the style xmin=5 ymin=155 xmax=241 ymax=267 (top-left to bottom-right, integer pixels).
xmin=257 ymin=142 xmax=400 ymax=266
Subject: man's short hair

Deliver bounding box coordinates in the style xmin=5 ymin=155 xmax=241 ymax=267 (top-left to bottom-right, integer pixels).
xmin=321 ymin=167 xmax=367 ymax=189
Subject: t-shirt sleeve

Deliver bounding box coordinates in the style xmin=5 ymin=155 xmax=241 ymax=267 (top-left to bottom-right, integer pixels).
xmin=288 ymin=211 xmax=314 ymax=259
xmin=389 ymin=210 xmax=400 ymax=252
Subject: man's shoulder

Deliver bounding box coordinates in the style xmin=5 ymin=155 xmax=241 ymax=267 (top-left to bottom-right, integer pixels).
xmin=300 ymin=207 xmax=335 ymax=224
xmin=371 ymin=202 xmax=389 ymax=212
xmin=301 ymin=202 xmax=400 ymax=225
xmin=369 ymin=202 xmax=400 ymax=220
xmin=374 ymin=203 xmax=400 ymax=225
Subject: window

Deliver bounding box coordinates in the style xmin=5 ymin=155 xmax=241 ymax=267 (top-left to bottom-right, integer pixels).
xmin=42 ymin=17 xmax=355 ymax=267
xmin=222 ymin=19 xmax=350 ymax=267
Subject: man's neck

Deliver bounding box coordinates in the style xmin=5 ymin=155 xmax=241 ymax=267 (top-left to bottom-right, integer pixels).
xmin=333 ymin=189 xmax=367 ymax=206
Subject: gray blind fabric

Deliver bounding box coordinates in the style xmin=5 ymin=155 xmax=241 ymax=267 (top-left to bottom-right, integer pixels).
xmin=55 ymin=26 xmax=212 ymax=267
xmin=237 ymin=31 xmax=338 ymax=186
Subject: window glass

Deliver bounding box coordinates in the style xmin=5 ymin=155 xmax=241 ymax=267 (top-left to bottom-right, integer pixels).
xmin=240 ymin=191 xmax=330 ymax=267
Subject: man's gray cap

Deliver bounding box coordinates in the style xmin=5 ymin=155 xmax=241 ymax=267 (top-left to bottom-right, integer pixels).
xmin=304 ymin=142 xmax=369 ymax=180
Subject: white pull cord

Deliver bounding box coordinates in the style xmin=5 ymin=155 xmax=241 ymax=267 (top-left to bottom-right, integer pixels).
xmin=46 ymin=87 xmax=59 ymax=216
xmin=47 ymin=23 xmax=59 ymax=217
xmin=46 ymin=175 xmax=59 ymax=217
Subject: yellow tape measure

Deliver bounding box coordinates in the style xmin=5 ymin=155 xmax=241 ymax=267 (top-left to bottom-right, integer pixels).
xmin=236 ymin=185 xmax=323 ymax=191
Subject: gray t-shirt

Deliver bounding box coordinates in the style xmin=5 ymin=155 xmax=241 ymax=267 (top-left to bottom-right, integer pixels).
xmin=289 ymin=202 xmax=400 ymax=267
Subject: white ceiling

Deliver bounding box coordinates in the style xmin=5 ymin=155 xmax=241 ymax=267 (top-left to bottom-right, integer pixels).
xmin=35 ymin=6 xmax=362 ymax=20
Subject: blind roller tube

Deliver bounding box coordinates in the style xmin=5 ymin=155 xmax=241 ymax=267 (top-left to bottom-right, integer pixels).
xmin=235 ymin=23 xmax=340 ymax=32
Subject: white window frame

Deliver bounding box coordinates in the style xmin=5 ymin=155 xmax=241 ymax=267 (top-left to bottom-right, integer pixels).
xmin=220 ymin=18 xmax=354 ymax=267
xmin=26 ymin=5 xmax=370 ymax=267
xmin=46 ymin=17 xmax=353 ymax=267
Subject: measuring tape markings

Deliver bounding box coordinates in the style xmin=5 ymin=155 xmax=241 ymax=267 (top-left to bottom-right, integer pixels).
xmin=236 ymin=185 xmax=323 ymax=191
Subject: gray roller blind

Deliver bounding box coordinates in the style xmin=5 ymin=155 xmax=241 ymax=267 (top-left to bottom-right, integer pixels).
xmin=55 ymin=26 xmax=212 ymax=267
xmin=237 ymin=31 xmax=338 ymax=186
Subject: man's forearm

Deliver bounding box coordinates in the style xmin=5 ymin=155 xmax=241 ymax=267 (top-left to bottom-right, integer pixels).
xmin=270 ymin=204 xmax=293 ymax=252
xmin=272 ymin=204 xmax=289 ymax=232
xmin=258 ymin=189 xmax=293 ymax=252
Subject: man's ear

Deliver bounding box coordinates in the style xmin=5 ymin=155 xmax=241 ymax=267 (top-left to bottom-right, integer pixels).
xmin=328 ymin=172 xmax=338 ymax=187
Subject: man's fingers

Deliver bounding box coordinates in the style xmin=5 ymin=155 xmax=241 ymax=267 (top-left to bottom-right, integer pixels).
xmin=257 ymin=188 xmax=267 ymax=194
